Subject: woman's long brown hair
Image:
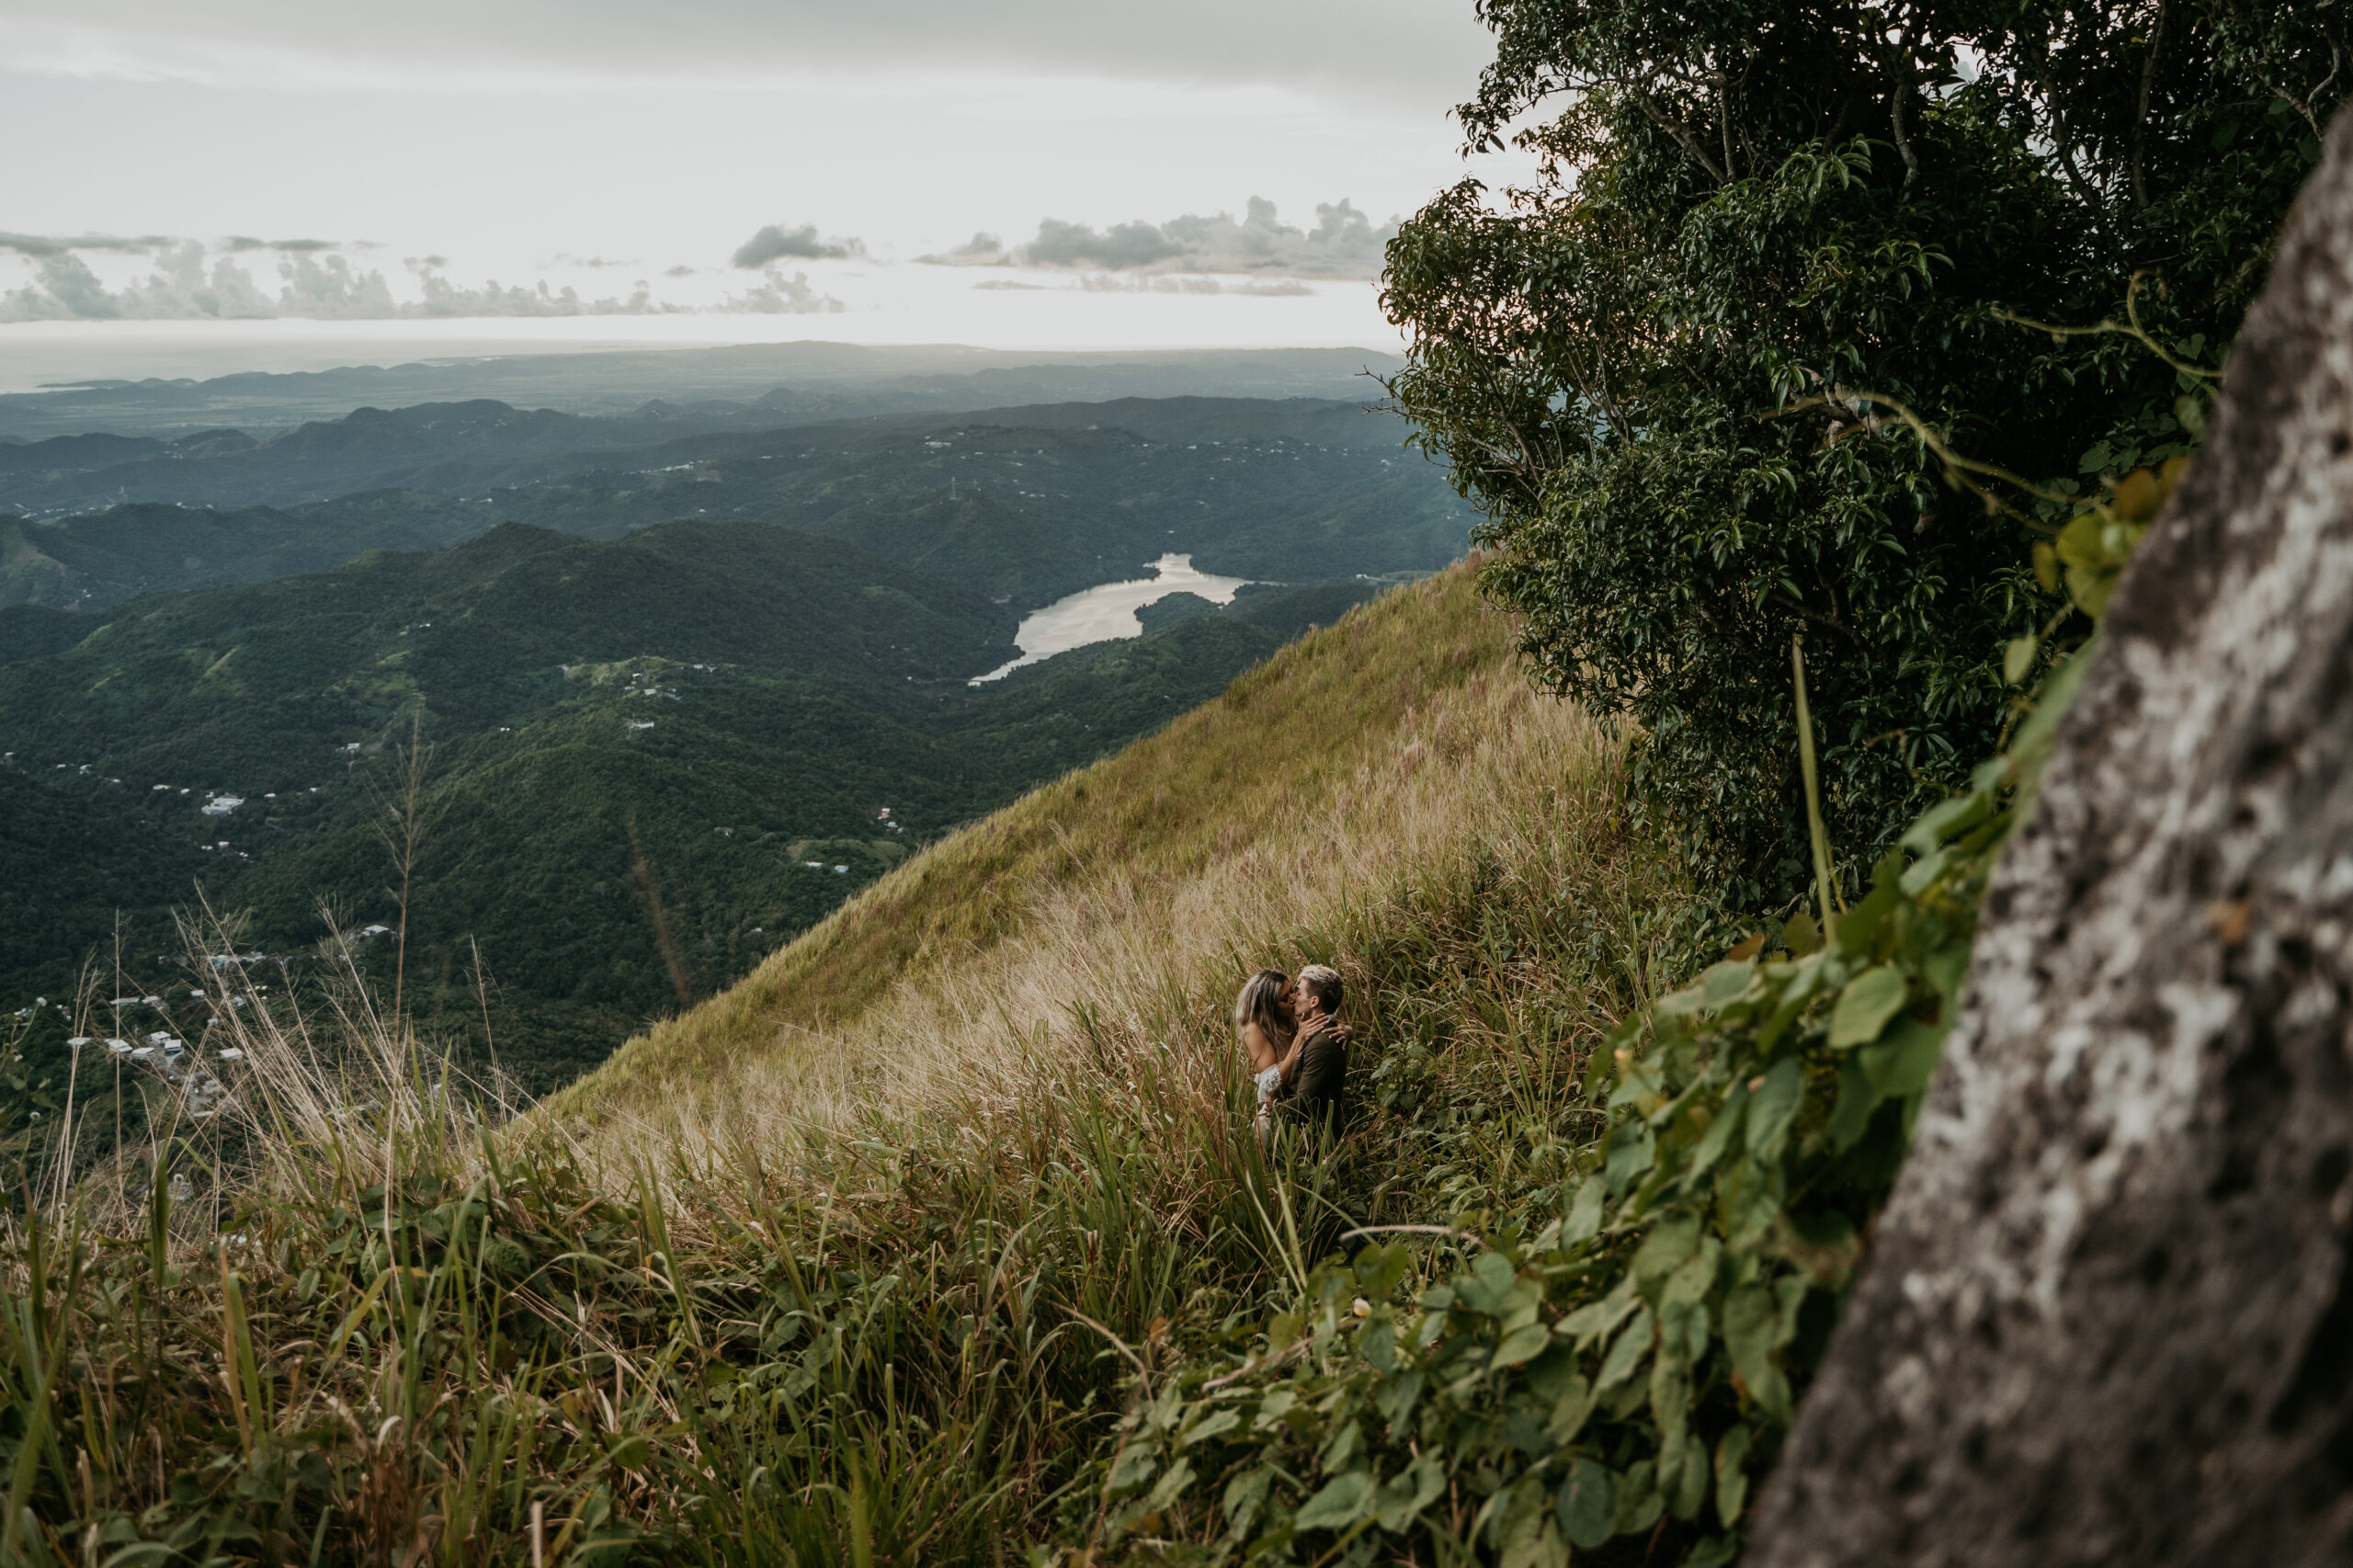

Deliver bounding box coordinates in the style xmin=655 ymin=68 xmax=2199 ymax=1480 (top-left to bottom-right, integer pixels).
xmin=1233 ymin=968 xmax=1294 ymax=1051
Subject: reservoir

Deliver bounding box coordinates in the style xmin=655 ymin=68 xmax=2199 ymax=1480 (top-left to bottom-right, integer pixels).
xmin=970 ymin=553 xmax=1252 ymax=684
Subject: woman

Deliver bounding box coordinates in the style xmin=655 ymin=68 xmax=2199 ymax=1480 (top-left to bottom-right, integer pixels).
xmin=1233 ymin=968 xmax=1295 ymax=1140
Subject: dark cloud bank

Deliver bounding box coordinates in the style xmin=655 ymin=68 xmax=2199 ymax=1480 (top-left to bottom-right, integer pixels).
xmin=730 ymin=224 xmax=867 ymax=267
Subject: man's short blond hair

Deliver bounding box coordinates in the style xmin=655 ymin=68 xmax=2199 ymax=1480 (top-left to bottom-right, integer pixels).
xmin=1297 ymin=964 xmax=1344 ymax=1017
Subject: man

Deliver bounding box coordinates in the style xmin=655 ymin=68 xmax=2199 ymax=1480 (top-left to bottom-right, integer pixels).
xmin=1275 ymin=964 xmax=1348 ymax=1139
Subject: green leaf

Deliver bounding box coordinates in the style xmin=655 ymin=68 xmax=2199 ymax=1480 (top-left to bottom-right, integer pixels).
xmin=1547 ymin=1371 xmax=1597 ymax=1445
xmin=1563 ymin=1175 xmax=1606 ymax=1245
xmin=1685 ymin=1082 xmax=1747 ymax=1181
xmin=1555 ymin=1461 xmax=1616 ymax=1551
xmin=1145 ymin=1457 xmax=1197 ymax=1510
xmin=1353 ymin=1241 xmax=1412 ymax=1301
xmin=1375 ymin=1457 xmax=1447 ymax=1532
xmin=1716 ymin=1154 xmax=1782 ymax=1246
xmin=1593 ymin=1303 xmax=1654 ymax=1395
xmin=1828 ymin=964 xmax=1906 ymax=1048
xmin=1722 ymin=1286 xmax=1790 ymax=1424
xmin=1558 ymin=1279 xmax=1640 ymax=1352
xmin=1715 ymin=1426 xmax=1755 ymax=1526
xmin=1454 ymin=1250 xmax=1519 ymax=1315
xmin=1901 ymin=789 xmax=1991 ymax=855
xmin=1688 ymin=1536 xmax=1740 ymax=1568
xmin=1604 ymin=1117 xmax=1656 ymax=1196
xmin=2003 ymin=633 xmax=2039 ymax=686
xmin=1826 ymin=1053 xmax=1878 ymax=1152
xmin=1108 ymin=1444 xmax=1159 ymax=1495
xmin=1180 ymin=1408 xmax=1242 ymax=1448
xmin=1781 ymin=910 xmax=1821 ymax=957
xmin=1631 ymin=1216 xmax=1699 ymax=1301
xmin=1743 ymin=1059 xmax=1804 ymax=1163
xmin=1836 ymin=852 xmax=1908 ymax=954
xmin=1374 ymin=1369 xmax=1425 ymax=1429
xmin=1859 ymin=1017 xmax=1947 ymax=1096
xmin=1612 ymin=1460 xmax=1664 ymax=1537
xmin=1660 ymin=1244 xmax=1719 ymax=1314
xmin=1651 ymin=1345 xmax=1691 ymax=1452
xmin=1293 ymin=1470 xmax=1377 ymax=1532
xmin=1493 ymin=1320 xmax=1553 ymax=1369
xmin=1223 ymin=1468 xmax=1273 ymax=1531
xmin=1654 ymin=958 xmax=1754 ymax=1021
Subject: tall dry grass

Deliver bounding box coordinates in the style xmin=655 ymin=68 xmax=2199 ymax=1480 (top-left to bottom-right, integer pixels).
xmin=620 ymin=656 xmax=1622 ymax=1148
xmin=558 ymin=565 xmax=1668 ymax=1192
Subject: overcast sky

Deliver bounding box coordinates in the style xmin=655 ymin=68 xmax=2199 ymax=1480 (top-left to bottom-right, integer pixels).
xmin=0 ymin=0 xmax=1521 ymax=356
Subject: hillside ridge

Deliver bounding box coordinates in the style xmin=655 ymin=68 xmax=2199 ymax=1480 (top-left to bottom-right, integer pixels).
xmin=555 ymin=555 xmax=1552 ymax=1131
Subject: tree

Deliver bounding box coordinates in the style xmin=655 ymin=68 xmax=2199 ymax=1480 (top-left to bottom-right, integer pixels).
xmin=1745 ymin=105 xmax=2353 ymax=1566
xmin=1384 ymin=0 xmax=2344 ymax=900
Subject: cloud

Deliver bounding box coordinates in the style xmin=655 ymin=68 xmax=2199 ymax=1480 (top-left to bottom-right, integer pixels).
xmin=730 ymin=223 xmax=864 ymax=267
xmin=0 ymin=233 xmax=835 ymax=321
xmin=722 ymin=267 xmax=846 ymax=314
xmin=0 ymin=231 xmax=177 ymax=259
xmin=1025 ymin=219 xmax=1187 ymax=270
xmin=919 ymin=197 xmax=1393 ymax=279
xmin=0 ymin=242 xmax=278 ymax=321
xmin=221 ymin=235 xmax=339 ymax=253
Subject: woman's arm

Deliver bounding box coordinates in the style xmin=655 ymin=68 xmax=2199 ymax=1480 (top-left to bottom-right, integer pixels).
xmin=1275 ymin=1023 xmax=1312 ymax=1085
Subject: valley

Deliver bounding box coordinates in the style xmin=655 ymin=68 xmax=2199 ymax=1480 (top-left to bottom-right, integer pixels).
xmin=0 ymin=377 xmax=1468 ymax=1103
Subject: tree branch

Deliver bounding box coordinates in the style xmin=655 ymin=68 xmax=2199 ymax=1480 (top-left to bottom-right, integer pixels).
xmin=1718 ymin=68 xmax=1738 ymax=182
xmin=1633 ymin=87 xmax=1727 ymax=183
xmin=2032 ymin=62 xmax=2119 ymax=244
xmin=2273 ymin=44 xmax=2340 ymax=139
xmin=1890 ymin=57 xmax=1920 ymax=190
xmin=2131 ymin=0 xmax=2167 ymax=212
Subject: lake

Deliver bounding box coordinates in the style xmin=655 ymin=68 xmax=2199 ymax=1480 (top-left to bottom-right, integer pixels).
xmin=969 ymin=553 xmax=1253 ymax=684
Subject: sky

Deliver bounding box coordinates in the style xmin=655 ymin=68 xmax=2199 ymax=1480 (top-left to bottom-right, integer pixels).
xmin=0 ymin=0 xmax=1529 ymax=363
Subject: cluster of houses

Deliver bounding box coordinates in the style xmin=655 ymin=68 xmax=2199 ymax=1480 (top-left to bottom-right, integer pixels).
xmin=62 ymin=990 xmax=247 ymax=1120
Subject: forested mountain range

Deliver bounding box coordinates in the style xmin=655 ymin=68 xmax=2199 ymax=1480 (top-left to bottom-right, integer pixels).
xmin=0 ymin=390 xmax=1460 ymax=1096
xmin=0 ymin=396 xmax=1458 ymax=609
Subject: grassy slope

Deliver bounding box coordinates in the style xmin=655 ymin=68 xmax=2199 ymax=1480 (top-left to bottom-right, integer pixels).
xmin=558 ymin=562 xmax=1506 ymax=1119
xmin=1 ymin=557 xmax=1722 ymax=1565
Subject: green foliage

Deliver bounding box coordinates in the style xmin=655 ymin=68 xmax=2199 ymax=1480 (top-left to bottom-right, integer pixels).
xmin=1095 ymin=706 xmax=2027 ymax=1565
xmin=1096 ymin=439 xmax=2181 ymax=1568
xmin=1384 ymin=0 xmax=2339 ymax=898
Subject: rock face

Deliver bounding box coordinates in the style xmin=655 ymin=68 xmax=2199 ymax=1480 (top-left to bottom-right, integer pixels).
xmin=1745 ymin=113 xmax=2353 ymax=1566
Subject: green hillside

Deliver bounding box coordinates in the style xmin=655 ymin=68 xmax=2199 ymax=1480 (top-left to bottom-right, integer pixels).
xmin=0 ymin=517 xmax=1387 ymax=1093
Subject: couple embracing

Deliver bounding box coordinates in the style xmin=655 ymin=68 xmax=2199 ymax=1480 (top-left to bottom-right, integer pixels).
xmin=1233 ymin=964 xmax=1348 ymax=1145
